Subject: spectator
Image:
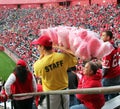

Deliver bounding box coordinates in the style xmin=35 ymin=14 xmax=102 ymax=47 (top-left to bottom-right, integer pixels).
xmin=4 ymin=59 xmax=37 ymax=109
xmin=101 ymin=30 xmax=120 ymax=101
xmin=67 ymin=66 xmax=79 ymax=107
xmin=0 ymin=81 xmax=2 ymax=91
xmin=35 ymin=78 xmax=43 ymax=107
xmin=70 ymin=61 xmax=105 ymax=109
xmin=0 ymin=4 xmax=119 ymax=70
xmin=0 ymin=94 xmax=7 ymax=102
xmin=32 ymin=35 xmax=77 ymax=109
xmin=0 ymin=88 xmax=7 ymax=102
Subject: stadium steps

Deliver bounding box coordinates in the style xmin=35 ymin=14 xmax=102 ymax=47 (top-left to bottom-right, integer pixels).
xmin=102 ymin=95 xmax=120 ymax=109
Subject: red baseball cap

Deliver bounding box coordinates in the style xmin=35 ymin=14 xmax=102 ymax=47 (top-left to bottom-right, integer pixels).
xmin=17 ymin=59 xmax=26 ymax=67
xmin=32 ymin=35 xmax=52 ymax=47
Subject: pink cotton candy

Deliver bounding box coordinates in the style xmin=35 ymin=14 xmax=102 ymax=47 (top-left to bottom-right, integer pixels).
xmin=40 ymin=28 xmax=58 ymax=45
xmin=78 ymin=30 xmax=88 ymax=40
xmin=72 ymin=36 xmax=82 ymax=52
xmin=69 ymin=32 xmax=76 ymax=52
xmin=96 ymin=42 xmax=114 ymax=58
xmin=40 ymin=29 xmax=49 ymax=36
xmin=75 ymin=41 xmax=90 ymax=60
xmin=57 ymin=29 xmax=70 ymax=49
xmin=87 ymin=37 xmax=102 ymax=58
xmin=40 ymin=26 xmax=115 ymax=60
xmin=48 ymin=28 xmax=58 ymax=45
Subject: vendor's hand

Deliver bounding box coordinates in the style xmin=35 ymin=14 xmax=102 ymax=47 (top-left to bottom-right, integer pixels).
xmin=53 ymin=45 xmax=75 ymax=56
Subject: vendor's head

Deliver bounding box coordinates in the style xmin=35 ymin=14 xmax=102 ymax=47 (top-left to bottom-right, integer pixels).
xmin=32 ymin=35 xmax=53 ymax=53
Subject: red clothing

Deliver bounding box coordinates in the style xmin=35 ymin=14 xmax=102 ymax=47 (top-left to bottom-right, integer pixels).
xmin=35 ymin=84 xmax=43 ymax=106
xmin=0 ymin=89 xmax=7 ymax=102
xmin=12 ymin=72 xmax=34 ymax=94
xmin=76 ymin=71 xmax=105 ymax=109
xmin=102 ymin=47 xmax=120 ymax=78
xmin=0 ymin=95 xmax=5 ymax=102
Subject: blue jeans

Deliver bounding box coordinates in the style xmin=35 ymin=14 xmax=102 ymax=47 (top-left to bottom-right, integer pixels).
xmin=69 ymin=95 xmax=79 ymax=107
xmin=102 ymin=75 xmax=120 ymax=101
xmin=70 ymin=104 xmax=87 ymax=109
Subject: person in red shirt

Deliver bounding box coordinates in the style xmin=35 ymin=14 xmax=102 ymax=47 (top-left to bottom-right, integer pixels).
xmin=101 ymin=30 xmax=120 ymax=101
xmin=0 ymin=89 xmax=7 ymax=102
xmin=4 ymin=59 xmax=37 ymax=109
xmin=35 ymin=78 xmax=43 ymax=107
xmin=0 ymin=94 xmax=6 ymax=102
xmin=70 ymin=61 xmax=105 ymax=109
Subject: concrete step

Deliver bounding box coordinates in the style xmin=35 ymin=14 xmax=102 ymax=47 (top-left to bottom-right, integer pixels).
xmin=102 ymin=95 xmax=120 ymax=109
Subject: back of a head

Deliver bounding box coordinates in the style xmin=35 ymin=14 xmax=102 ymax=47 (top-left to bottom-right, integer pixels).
xmin=15 ymin=59 xmax=28 ymax=83
xmin=67 ymin=66 xmax=76 ymax=72
xmin=88 ymin=61 xmax=98 ymax=74
xmin=17 ymin=59 xmax=26 ymax=67
xmin=32 ymin=35 xmax=53 ymax=50
xmin=105 ymin=30 xmax=113 ymax=40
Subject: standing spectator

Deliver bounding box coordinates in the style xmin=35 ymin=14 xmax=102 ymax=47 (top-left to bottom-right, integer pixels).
xmin=70 ymin=61 xmax=105 ymax=109
xmin=101 ymin=30 xmax=120 ymax=101
xmin=0 ymin=89 xmax=7 ymax=102
xmin=0 ymin=79 xmax=3 ymax=92
xmin=67 ymin=66 xmax=79 ymax=107
xmin=0 ymin=94 xmax=7 ymax=102
xmin=0 ymin=81 xmax=7 ymax=102
xmin=4 ymin=59 xmax=37 ymax=109
xmin=35 ymin=78 xmax=43 ymax=107
xmin=32 ymin=35 xmax=77 ymax=109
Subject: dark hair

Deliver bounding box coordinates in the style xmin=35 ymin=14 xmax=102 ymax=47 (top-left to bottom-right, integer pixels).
xmin=44 ymin=46 xmax=52 ymax=50
xmin=67 ymin=66 xmax=76 ymax=72
xmin=88 ymin=61 xmax=98 ymax=74
xmin=105 ymin=30 xmax=113 ymax=40
xmin=82 ymin=60 xmax=88 ymax=67
xmin=14 ymin=65 xmax=29 ymax=83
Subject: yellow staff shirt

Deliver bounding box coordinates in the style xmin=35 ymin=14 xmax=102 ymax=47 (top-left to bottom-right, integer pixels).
xmin=34 ymin=52 xmax=77 ymax=91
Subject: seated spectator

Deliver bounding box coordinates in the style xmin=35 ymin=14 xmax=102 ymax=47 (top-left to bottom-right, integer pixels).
xmin=4 ymin=59 xmax=37 ymax=109
xmin=70 ymin=61 xmax=105 ymax=109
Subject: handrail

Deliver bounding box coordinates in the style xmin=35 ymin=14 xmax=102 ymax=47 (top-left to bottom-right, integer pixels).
xmin=2 ymin=85 xmax=120 ymax=109
xmin=13 ymin=85 xmax=120 ymax=97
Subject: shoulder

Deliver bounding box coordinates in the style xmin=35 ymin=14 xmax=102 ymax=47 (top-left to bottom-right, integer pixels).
xmin=33 ymin=59 xmax=42 ymax=68
xmin=85 ymin=80 xmax=101 ymax=88
xmin=9 ymin=73 xmax=16 ymax=79
xmin=84 ymin=76 xmax=101 ymax=88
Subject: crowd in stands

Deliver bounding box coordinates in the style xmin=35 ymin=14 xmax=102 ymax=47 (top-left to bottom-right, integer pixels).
xmin=0 ymin=4 xmax=120 ymax=71
xmin=0 ymin=3 xmax=120 ymax=109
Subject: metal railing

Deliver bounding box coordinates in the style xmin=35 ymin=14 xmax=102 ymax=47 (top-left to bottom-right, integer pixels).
xmin=2 ymin=85 xmax=120 ymax=109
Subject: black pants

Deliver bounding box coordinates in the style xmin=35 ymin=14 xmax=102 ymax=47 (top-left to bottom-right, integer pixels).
xmin=13 ymin=97 xmax=34 ymax=109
